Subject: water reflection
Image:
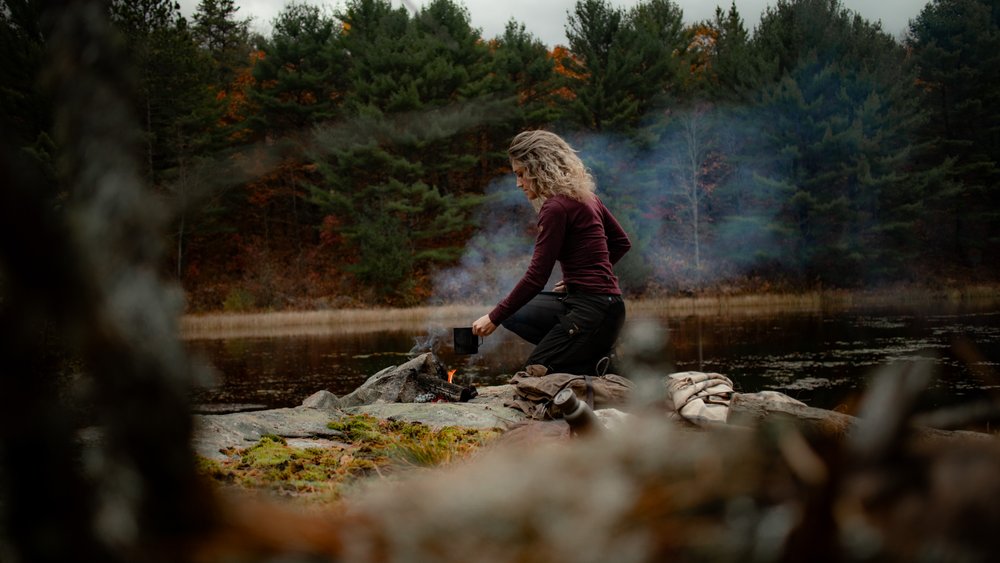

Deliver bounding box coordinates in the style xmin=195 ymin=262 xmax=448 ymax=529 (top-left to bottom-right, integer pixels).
xmin=186 ymin=306 xmax=1000 ymax=414
xmin=663 ymin=308 xmax=1000 ymax=412
xmin=186 ymin=328 xmax=536 ymax=412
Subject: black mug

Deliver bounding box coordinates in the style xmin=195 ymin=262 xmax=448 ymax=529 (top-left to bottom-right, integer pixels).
xmin=453 ymin=327 xmax=483 ymax=355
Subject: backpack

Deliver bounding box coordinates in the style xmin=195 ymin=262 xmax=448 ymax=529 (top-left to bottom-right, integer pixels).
xmin=664 ymin=371 xmax=734 ymax=426
xmin=505 ymin=364 xmax=634 ymax=420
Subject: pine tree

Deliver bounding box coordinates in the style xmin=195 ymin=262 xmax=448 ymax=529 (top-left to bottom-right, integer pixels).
xmin=108 ymin=0 xmax=215 ymax=184
xmin=488 ymin=21 xmax=563 ymax=129
xmin=907 ymin=0 xmax=1000 ymax=273
xmin=192 ymin=0 xmax=251 ymax=87
xmin=247 ymin=2 xmax=345 ymax=137
xmin=703 ymin=2 xmax=772 ymax=103
xmin=0 ymin=0 xmax=55 ymax=182
xmin=624 ymin=0 xmax=687 ymax=110
xmin=721 ymin=0 xmax=931 ymax=284
xmin=563 ymin=0 xmax=688 ymax=134
xmin=563 ymin=0 xmax=630 ymax=131
xmin=559 ymin=1 xmax=692 ymax=290
xmin=307 ymin=0 xmax=492 ymax=303
xmin=148 ymin=0 xmax=257 ymax=285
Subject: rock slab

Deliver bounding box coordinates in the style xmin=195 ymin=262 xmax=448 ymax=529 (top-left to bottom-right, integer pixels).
xmin=192 ymin=384 xmax=527 ymax=461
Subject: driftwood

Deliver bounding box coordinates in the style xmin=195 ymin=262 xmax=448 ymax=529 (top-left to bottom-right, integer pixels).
xmin=727 ymin=392 xmax=989 ymax=443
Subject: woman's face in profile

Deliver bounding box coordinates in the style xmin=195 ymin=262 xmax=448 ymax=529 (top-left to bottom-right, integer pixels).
xmin=511 ymin=161 xmax=539 ymax=201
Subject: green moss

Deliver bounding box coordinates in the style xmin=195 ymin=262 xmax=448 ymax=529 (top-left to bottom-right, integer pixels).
xmin=328 ymin=414 xmax=390 ymax=445
xmin=199 ymin=415 xmax=501 ymax=504
xmin=241 ymin=435 xmax=294 ymax=469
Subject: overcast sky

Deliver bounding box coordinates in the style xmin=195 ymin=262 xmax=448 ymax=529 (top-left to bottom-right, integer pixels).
xmin=178 ymin=0 xmax=929 ymax=45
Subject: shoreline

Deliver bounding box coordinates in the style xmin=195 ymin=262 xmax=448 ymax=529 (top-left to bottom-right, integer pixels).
xmin=179 ymin=284 xmax=1000 ymax=340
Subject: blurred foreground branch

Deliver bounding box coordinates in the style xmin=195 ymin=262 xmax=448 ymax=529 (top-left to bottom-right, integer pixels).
xmin=1 ymin=1 xmax=213 ymax=561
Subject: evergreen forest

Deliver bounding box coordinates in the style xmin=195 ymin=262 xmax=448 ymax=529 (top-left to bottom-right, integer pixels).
xmin=3 ymin=0 xmax=999 ymax=311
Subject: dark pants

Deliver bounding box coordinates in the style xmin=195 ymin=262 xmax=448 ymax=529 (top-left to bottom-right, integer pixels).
xmin=501 ymin=291 xmax=626 ymax=375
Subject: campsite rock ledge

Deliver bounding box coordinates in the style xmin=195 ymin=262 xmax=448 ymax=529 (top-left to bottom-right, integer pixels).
xmin=191 ymin=383 xmax=527 ymax=461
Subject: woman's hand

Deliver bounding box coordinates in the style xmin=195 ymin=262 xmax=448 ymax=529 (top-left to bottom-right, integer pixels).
xmin=472 ymin=314 xmax=497 ymax=337
xmin=553 ymin=280 xmax=567 ymax=293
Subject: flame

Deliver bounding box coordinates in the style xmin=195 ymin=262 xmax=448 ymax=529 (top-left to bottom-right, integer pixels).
xmin=447 ymin=369 xmax=456 ymax=384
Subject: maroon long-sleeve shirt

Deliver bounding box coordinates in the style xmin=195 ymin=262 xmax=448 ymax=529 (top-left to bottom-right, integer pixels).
xmin=488 ymin=194 xmax=631 ymax=325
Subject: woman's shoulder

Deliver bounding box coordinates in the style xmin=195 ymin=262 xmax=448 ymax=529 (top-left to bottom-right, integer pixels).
xmin=539 ymin=195 xmax=603 ymax=225
xmin=544 ymin=193 xmax=597 ymax=208
xmin=539 ymin=195 xmax=578 ymax=217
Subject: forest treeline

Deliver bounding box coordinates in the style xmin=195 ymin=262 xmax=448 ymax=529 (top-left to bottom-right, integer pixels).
xmin=2 ymin=0 xmax=998 ymax=310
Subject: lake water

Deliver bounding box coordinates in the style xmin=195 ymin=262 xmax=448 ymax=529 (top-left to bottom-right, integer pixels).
xmin=185 ymin=303 xmax=1000 ymax=416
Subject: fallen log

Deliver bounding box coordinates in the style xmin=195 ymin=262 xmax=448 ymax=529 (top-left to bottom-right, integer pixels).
xmin=727 ymin=392 xmax=990 ymax=443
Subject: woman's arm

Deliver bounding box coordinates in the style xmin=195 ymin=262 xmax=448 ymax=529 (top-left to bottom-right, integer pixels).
xmin=486 ymin=199 xmax=567 ymax=326
xmin=601 ymin=201 xmax=631 ymax=265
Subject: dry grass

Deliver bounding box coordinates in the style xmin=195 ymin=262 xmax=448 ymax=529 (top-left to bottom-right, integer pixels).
xmin=180 ymin=285 xmax=1000 ymax=340
xmin=180 ymin=304 xmax=489 ymax=340
xmin=629 ymin=292 xmax=827 ymax=317
xmin=631 ymin=284 xmax=1000 ymax=317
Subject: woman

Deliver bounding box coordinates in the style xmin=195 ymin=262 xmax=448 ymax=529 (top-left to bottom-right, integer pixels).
xmin=472 ymin=130 xmax=631 ymax=376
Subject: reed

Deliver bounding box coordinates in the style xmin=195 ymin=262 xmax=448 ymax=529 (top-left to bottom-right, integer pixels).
xmin=180 ymin=304 xmax=489 ymax=340
xmin=631 ymin=284 xmax=1000 ymax=317
xmin=629 ymin=292 xmax=827 ymax=316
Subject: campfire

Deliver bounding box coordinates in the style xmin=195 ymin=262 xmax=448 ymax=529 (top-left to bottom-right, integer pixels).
xmin=390 ymin=327 xmax=477 ymax=401
xmin=415 ymin=367 xmax=469 ymax=403
xmin=413 ymin=363 xmax=476 ymax=402
xmin=337 ymin=353 xmax=478 ymax=408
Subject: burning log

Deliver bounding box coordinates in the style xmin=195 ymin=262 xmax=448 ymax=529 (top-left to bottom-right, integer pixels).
xmin=414 ymin=371 xmax=477 ymax=403
xmin=338 ymin=353 xmax=477 ymax=407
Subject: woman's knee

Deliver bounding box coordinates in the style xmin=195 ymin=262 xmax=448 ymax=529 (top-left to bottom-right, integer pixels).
xmin=503 ymin=293 xmax=565 ymax=344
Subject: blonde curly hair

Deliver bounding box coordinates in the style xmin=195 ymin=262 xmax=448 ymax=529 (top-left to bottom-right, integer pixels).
xmin=507 ymin=130 xmax=596 ymax=201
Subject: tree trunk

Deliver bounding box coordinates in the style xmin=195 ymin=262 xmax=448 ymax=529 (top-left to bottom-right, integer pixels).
xmin=176 ymin=213 xmax=185 ymax=279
